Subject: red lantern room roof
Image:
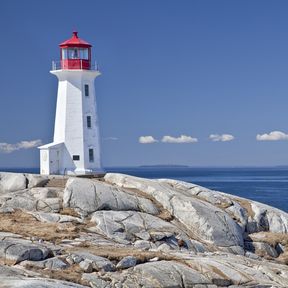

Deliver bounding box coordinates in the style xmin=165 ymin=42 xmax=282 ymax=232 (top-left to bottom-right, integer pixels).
xmin=59 ymin=31 xmax=92 ymax=48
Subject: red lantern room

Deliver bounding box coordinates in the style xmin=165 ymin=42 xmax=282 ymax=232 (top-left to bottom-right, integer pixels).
xmin=59 ymin=31 xmax=92 ymax=70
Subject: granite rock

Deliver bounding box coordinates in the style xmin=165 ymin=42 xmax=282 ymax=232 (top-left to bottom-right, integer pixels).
xmin=0 ymin=240 xmax=50 ymax=263
xmin=30 ymin=211 xmax=83 ymax=223
xmin=0 ymin=173 xmax=27 ymax=193
xmin=112 ymin=260 xmax=211 ymax=287
xmin=104 ymin=173 xmax=244 ymax=249
xmin=0 ymin=278 xmax=89 ymax=288
xmin=72 ymin=252 xmax=116 ymax=272
xmin=82 ymin=274 xmax=111 ymax=288
xmin=0 ymin=172 xmax=287 ymax=287
xmin=116 ymin=256 xmax=137 ymax=269
xmin=63 ymin=178 xmax=159 ymax=216
xmin=91 ymin=210 xmax=182 ymax=243
xmin=26 ymin=174 xmax=49 ymax=188
xmin=21 ymin=256 xmax=69 ymax=270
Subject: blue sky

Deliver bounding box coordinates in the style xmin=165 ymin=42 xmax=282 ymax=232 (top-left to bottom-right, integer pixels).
xmin=0 ymin=0 xmax=288 ymax=168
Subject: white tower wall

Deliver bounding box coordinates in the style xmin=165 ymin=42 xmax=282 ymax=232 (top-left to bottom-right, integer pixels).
xmin=39 ymin=69 xmax=102 ymax=175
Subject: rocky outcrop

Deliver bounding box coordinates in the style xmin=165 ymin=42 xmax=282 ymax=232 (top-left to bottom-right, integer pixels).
xmin=116 ymin=260 xmax=211 ymax=287
xmin=104 ymin=174 xmax=244 ymax=251
xmin=0 ymin=239 xmax=51 ymax=264
xmin=63 ymin=178 xmax=159 ymax=216
xmin=0 ymin=172 xmax=287 ymax=287
xmin=0 ymin=172 xmax=49 ymax=192
xmin=91 ymin=210 xmax=184 ymax=245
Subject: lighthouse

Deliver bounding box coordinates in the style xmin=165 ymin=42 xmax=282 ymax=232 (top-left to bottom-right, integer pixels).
xmin=39 ymin=31 xmax=102 ymax=175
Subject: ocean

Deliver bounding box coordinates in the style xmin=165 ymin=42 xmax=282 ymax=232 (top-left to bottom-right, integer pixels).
xmin=2 ymin=167 xmax=288 ymax=213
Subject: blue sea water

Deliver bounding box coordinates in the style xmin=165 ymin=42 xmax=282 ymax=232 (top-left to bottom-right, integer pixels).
xmin=2 ymin=166 xmax=288 ymax=213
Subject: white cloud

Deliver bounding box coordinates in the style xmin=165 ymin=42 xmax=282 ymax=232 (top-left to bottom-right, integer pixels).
xmin=0 ymin=139 xmax=42 ymax=154
xmin=161 ymin=135 xmax=198 ymax=143
xmin=256 ymin=131 xmax=288 ymax=141
xmin=209 ymin=134 xmax=235 ymax=142
xmin=139 ymin=136 xmax=158 ymax=144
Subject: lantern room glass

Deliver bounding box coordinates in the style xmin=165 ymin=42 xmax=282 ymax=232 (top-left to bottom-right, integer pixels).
xmin=62 ymin=48 xmax=89 ymax=60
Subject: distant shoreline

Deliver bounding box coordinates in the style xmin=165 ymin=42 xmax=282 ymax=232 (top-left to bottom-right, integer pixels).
xmin=1 ymin=165 xmax=288 ymax=172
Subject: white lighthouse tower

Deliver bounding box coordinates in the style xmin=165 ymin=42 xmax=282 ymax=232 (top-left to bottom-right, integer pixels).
xmin=39 ymin=31 xmax=102 ymax=175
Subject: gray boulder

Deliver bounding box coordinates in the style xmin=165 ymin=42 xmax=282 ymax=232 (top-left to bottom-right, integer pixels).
xmin=156 ymin=243 xmax=172 ymax=251
xmin=82 ymin=274 xmax=111 ymax=288
xmin=171 ymin=194 xmax=243 ymax=248
xmin=91 ymin=210 xmax=182 ymax=243
xmin=0 ymin=187 xmax=60 ymax=213
xmin=104 ymin=174 xmax=244 ymax=249
xmin=225 ymin=200 xmax=249 ymax=231
xmin=30 ymin=187 xmax=59 ymax=199
xmin=0 ymin=263 xmax=40 ymax=277
xmin=116 ymin=256 xmax=137 ymax=269
xmin=21 ymin=257 xmax=69 ymax=270
xmin=79 ymin=259 xmax=94 ymax=273
xmin=244 ymin=241 xmax=278 ymax=258
xmin=117 ymin=260 xmax=211 ymax=287
xmin=72 ymin=252 xmax=115 ymax=272
xmin=0 ymin=278 xmax=89 ymax=288
xmin=36 ymin=197 xmax=61 ymax=213
xmin=0 ymin=240 xmax=50 ymax=263
xmin=0 ymin=173 xmax=27 ymax=193
xmin=63 ymin=178 xmax=158 ymax=216
xmin=0 ymin=206 xmax=15 ymax=213
xmin=1 ymin=192 xmax=36 ymax=211
xmin=187 ymin=239 xmax=207 ymax=253
xmin=0 ymin=232 xmax=23 ymax=241
xmin=187 ymin=252 xmax=288 ymax=287
xmin=26 ymin=174 xmax=49 ymax=188
xmin=249 ymin=201 xmax=288 ymax=233
xmin=159 ymin=178 xmax=232 ymax=208
xmin=134 ymin=240 xmax=155 ymax=250
xmin=29 ymin=211 xmax=83 ymax=224
xmin=215 ymin=192 xmax=288 ymax=234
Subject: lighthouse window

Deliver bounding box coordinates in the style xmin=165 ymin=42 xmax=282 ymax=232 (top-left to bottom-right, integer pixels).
xmin=84 ymin=84 xmax=89 ymax=96
xmin=62 ymin=48 xmax=89 ymax=60
xmin=67 ymin=48 xmax=79 ymax=59
xmin=73 ymin=155 xmax=80 ymax=161
xmin=62 ymin=48 xmax=68 ymax=59
xmin=89 ymin=149 xmax=94 ymax=162
xmin=87 ymin=116 xmax=92 ymax=128
xmin=79 ymin=48 xmax=89 ymax=60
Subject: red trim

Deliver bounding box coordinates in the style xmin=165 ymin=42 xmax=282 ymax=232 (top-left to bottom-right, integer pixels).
xmin=61 ymin=59 xmax=90 ymax=70
xmin=59 ymin=31 xmax=92 ymax=48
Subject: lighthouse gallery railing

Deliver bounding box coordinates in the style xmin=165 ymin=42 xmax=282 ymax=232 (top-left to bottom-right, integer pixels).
xmin=51 ymin=60 xmax=100 ymax=71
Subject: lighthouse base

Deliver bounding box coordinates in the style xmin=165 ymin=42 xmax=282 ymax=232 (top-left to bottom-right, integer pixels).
xmin=38 ymin=142 xmax=103 ymax=176
xmin=73 ymin=168 xmax=105 ymax=176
